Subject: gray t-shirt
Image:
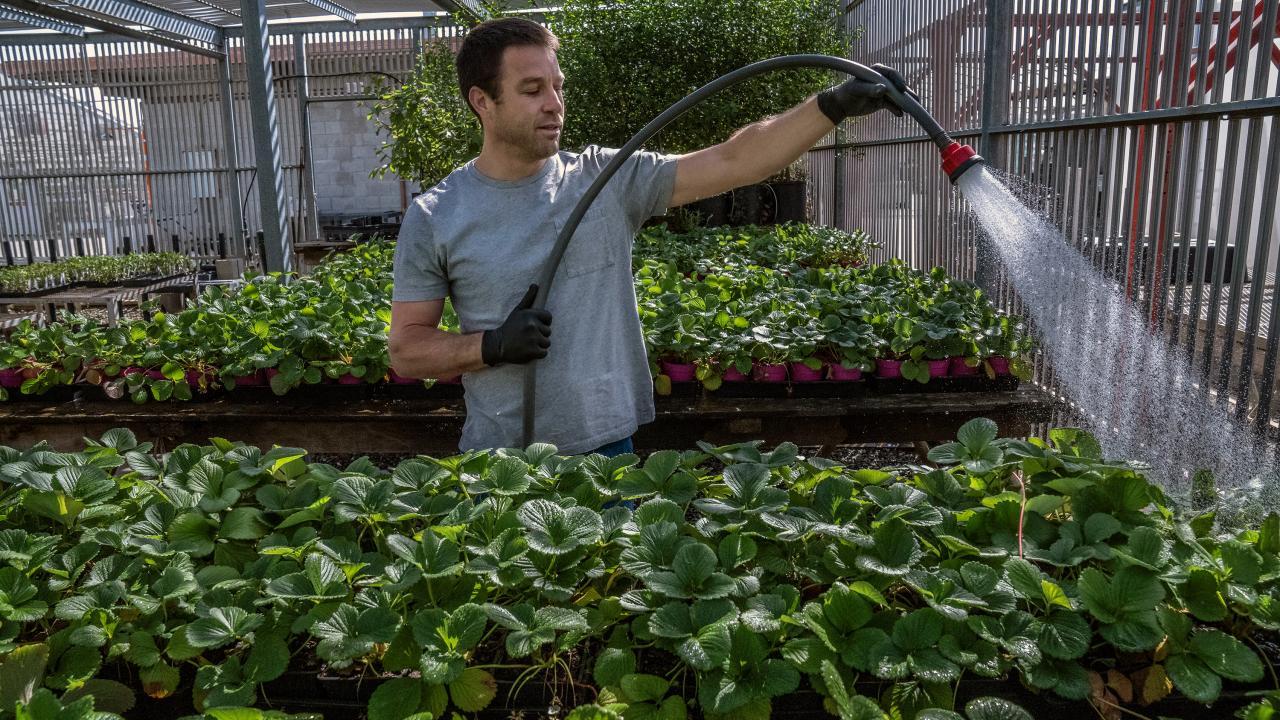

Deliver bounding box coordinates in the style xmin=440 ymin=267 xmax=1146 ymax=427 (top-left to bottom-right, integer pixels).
xmin=393 ymin=145 xmax=679 ymax=454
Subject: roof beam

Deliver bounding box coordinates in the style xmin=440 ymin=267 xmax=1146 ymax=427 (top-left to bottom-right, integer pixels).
xmin=185 ymin=0 xmax=238 ymax=19
xmin=433 ymin=0 xmax=488 ymax=22
xmin=3 ymin=0 xmax=224 ymax=55
xmin=0 ymin=3 xmax=85 ymax=35
xmin=60 ymin=0 xmax=222 ymax=44
xmin=298 ymin=0 xmax=354 ymax=24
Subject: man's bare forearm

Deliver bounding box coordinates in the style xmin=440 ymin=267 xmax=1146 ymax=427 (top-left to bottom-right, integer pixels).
xmin=388 ymin=324 xmax=487 ymax=380
xmin=721 ymin=97 xmax=834 ymax=185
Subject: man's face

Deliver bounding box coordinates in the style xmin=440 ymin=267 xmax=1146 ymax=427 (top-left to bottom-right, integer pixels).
xmin=484 ymin=44 xmax=565 ymax=162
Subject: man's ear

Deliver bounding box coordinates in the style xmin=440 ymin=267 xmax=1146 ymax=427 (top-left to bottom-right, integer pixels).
xmin=468 ymin=86 xmax=491 ymax=117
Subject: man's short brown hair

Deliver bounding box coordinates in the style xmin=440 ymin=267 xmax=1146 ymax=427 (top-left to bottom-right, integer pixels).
xmin=456 ymin=17 xmax=560 ymax=120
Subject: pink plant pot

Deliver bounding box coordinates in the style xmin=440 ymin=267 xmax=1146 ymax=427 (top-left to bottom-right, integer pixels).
xmin=388 ymin=368 xmax=420 ymax=385
xmin=126 ymin=367 xmax=165 ymax=381
xmin=988 ymin=356 xmax=1011 ymax=375
xmin=753 ymin=363 xmax=788 ymax=383
xmin=875 ymin=358 xmax=903 ymax=379
xmin=926 ymin=358 xmax=950 ymax=380
xmin=265 ymin=368 xmax=280 ymax=381
xmin=949 ymin=356 xmax=980 ymax=377
xmin=233 ymin=371 xmax=266 ymax=387
xmin=185 ymin=368 xmax=217 ymax=388
xmin=829 ymin=364 xmax=863 ymax=381
xmin=437 ymin=375 xmax=462 ymax=384
xmin=660 ymin=360 xmax=697 ymax=383
xmin=0 ymin=369 xmax=22 ymax=389
xmin=721 ymin=366 xmax=749 ymax=382
xmin=789 ymin=362 xmax=825 ymax=382
xmin=336 ymin=373 xmax=364 ymax=385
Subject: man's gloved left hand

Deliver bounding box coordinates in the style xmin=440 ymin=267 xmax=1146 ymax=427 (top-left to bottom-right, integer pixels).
xmin=817 ymin=63 xmax=917 ymax=123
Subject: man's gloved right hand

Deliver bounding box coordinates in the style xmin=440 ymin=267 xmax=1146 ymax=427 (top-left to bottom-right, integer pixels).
xmin=481 ymin=284 xmax=552 ymax=366
xmin=816 ymin=63 xmax=917 ymax=123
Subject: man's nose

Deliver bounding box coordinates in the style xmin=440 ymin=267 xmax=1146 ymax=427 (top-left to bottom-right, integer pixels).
xmin=543 ymin=89 xmax=563 ymax=115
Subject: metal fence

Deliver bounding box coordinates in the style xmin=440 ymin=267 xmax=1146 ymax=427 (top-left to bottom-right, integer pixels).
xmin=810 ymin=0 xmax=1280 ymax=433
xmin=0 ymin=17 xmax=465 ymax=264
xmin=4 ymin=2 xmax=1280 ymax=431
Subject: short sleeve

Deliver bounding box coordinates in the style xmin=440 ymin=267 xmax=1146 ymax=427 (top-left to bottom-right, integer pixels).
xmin=588 ymin=145 xmax=680 ymax=231
xmin=392 ymin=200 xmax=449 ymax=302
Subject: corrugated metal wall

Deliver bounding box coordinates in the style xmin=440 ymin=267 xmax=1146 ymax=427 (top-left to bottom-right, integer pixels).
xmin=811 ymin=0 xmax=1280 ymax=433
xmin=0 ymin=18 xmax=460 ymax=263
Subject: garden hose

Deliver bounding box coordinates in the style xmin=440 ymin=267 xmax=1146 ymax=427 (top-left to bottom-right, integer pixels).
xmin=520 ymin=54 xmax=984 ymax=447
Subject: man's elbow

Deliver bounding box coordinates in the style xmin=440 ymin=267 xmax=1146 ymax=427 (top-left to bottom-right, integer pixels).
xmin=387 ymin=331 xmax=416 ymax=373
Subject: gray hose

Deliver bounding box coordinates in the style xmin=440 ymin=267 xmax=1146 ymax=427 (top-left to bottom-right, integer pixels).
xmin=521 ymin=54 xmax=952 ymax=447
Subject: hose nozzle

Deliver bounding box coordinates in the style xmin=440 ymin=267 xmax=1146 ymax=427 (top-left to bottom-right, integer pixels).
xmin=940 ymin=142 xmax=984 ymax=183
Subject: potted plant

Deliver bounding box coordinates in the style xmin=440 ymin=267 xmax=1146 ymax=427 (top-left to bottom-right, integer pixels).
xmin=748 ymin=324 xmax=790 ymax=382
xmin=0 ymin=342 xmax=26 ymax=399
xmin=782 ymin=320 xmax=827 ymax=382
xmin=824 ymin=321 xmax=876 ymax=381
xmin=980 ymin=313 xmax=1035 ymax=379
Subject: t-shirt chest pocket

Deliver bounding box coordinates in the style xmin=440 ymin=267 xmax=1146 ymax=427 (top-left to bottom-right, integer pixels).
xmin=556 ymin=212 xmax=619 ymax=278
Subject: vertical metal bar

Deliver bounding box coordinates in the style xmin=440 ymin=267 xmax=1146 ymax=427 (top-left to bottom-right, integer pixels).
xmin=978 ymin=0 xmax=1013 ymax=293
xmin=217 ymin=52 xmax=247 ymax=254
xmin=1170 ymin=0 xmax=1212 ymax=348
xmin=1228 ymin=0 xmax=1279 ymax=417
xmin=294 ymin=33 xmax=320 ymax=245
xmin=1199 ymin=0 xmax=1245 ymax=386
xmin=1208 ymin=0 xmax=1265 ymax=397
xmin=240 ymin=0 xmax=292 ymax=273
xmin=1239 ymin=118 xmax=1280 ymax=425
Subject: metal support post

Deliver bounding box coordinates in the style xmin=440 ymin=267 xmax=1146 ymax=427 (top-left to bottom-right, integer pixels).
xmin=975 ymin=0 xmax=1013 ymax=294
xmin=294 ymin=34 xmax=321 ymax=245
xmin=239 ymin=0 xmax=292 ymax=273
xmin=217 ymin=52 xmax=247 ymax=256
xmin=832 ymin=121 xmax=845 ymax=231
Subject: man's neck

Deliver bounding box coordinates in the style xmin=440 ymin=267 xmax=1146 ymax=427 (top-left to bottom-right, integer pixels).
xmin=474 ymin=146 xmax=552 ymax=182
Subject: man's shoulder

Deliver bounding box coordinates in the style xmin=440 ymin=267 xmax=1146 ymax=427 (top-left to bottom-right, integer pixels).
xmin=408 ymin=164 xmax=472 ymax=217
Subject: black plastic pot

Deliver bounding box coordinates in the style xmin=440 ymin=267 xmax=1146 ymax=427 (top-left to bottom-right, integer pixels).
xmin=771 ymin=180 xmax=808 ymax=224
xmin=682 ymin=193 xmax=732 ymax=226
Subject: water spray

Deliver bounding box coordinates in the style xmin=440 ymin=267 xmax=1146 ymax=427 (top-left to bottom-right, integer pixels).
xmin=521 ymin=54 xmax=983 ymax=446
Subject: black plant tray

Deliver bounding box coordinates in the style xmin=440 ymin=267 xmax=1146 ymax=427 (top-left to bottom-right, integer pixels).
xmin=664 ymin=380 xmax=703 ymax=398
xmin=258 ymin=673 xmax=572 ymax=719
xmin=708 ymin=381 xmax=791 ymax=398
xmin=789 ymin=380 xmax=874 ymax=399
xmin=120 ymin=272 xmax=188 ymax=288
xmin=1 ymin=283 xmax=80 ymax=298
xmin=373 ymin=381 xmax=466 ymax=400
xmin=869 ymin=375 xmax=1021 ymax=394
xmin=250 ymin=672 xmax=1271 ymax=720
xmin=1 ymin=385 xmax=85 ymax=403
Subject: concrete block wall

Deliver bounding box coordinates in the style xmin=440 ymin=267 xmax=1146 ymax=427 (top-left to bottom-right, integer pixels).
xmin=309 ymin=101 xmax=407 ymax=219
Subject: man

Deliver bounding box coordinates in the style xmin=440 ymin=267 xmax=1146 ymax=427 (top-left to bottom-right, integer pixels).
xmin=389 ymin=17 xmax=909 ymax=456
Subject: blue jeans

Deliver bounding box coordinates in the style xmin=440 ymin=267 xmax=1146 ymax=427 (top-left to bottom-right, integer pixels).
xmin=589 ymin=436 xmax=634 ymax=457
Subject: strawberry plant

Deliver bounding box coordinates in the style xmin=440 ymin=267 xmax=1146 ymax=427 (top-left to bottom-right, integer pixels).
xmin=0 ymin=419 xmax=1275 ymax=718
xmin=1 ymin=230 xmax=1030 ymax=402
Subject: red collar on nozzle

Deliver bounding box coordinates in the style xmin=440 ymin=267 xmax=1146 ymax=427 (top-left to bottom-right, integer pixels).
xmin=939 ymin=142 xmax=984 ymax=183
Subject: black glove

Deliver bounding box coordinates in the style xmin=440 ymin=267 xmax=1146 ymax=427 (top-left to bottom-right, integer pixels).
xmin=816 ymin=63 xmax=916 ymax=123
xmin=481 ymin=284 xmax=552 ymax=366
